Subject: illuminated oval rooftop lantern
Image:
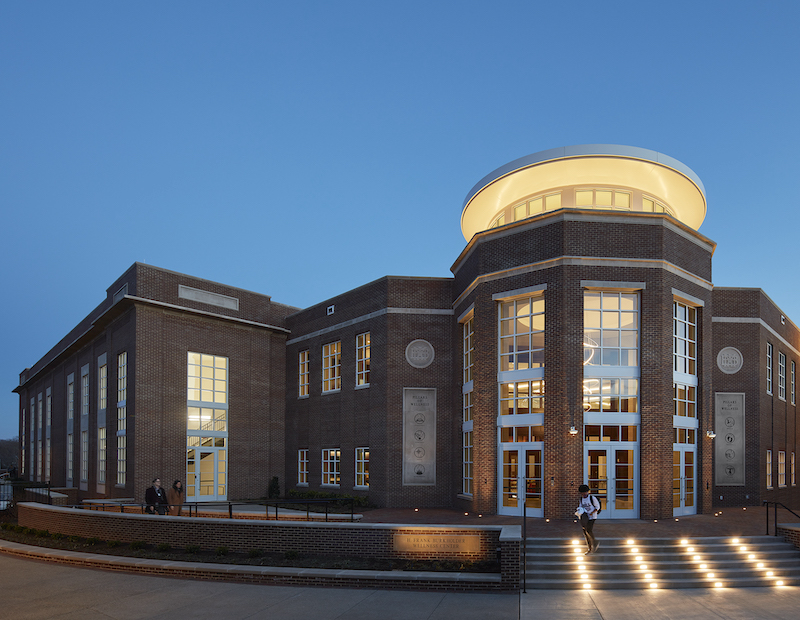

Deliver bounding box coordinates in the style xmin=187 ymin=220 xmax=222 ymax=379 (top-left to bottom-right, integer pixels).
xmin=460 ymin=144 xmax=707 ymax=241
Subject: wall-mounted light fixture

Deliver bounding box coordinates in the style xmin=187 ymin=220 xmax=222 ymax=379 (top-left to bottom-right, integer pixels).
xmin=706 ymin=430 xmax=717 ymax=438
xmin=569 ymin=426 xmax=579 ymax=435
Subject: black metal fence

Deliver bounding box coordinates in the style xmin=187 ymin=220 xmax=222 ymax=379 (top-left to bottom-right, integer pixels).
xmin=77 ymin=497 xmax=358 ymax=521
xmin=0 ymin=480 xmax=53 ymax=517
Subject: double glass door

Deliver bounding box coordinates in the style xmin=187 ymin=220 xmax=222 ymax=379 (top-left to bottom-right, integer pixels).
xmin=187 ymin=438 xmax=227 ymax=502
xmin=584 ymin=444 xmax=638 ymax=518
xmin=499 ymin=445 xmax=542 ymax=516
xmin=673 ymin=447 xmax=696 ymax=516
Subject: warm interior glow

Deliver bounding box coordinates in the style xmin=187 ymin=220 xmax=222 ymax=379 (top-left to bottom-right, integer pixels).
xmin=461 ymin=148 xmax=707 ymax=240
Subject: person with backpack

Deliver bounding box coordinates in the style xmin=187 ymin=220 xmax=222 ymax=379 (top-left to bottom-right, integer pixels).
xmin=576 ymin=484 xmax=601 ymax=554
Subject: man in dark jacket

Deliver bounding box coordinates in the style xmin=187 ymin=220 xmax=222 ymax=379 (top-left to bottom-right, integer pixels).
xmin=145 ymin=477 xmax=169 ymax=515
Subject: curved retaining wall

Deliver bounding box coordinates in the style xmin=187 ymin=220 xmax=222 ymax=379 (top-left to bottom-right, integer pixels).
xmin=16 ymin=503 xmax=521 ymax=591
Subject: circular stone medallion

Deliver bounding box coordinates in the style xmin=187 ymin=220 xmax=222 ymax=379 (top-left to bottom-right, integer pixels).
xmin=406 ymin=339 xmax=435 ymax=369
xmin=716 ymin=347 xmax=743 ymax=374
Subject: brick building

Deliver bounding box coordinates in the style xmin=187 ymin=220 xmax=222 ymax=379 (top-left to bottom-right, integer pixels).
xmin=14 ymin=145 xmax=800 ymax=519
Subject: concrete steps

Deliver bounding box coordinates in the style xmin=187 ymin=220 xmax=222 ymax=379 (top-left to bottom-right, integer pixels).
xmin=523 ymin=536 xmax=800 ymax=589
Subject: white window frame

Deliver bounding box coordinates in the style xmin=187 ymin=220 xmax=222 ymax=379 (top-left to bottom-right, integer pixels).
xmin=298 ymin=350 xmax=309 ymax=398
xmin=779 ymin=450 xmax=786 ymax=487
xmin=792 ymin=452 xmax=796 ymax=487
xmin=792 ymin=361 xmax=796 ymax=406
xmin=116 ymin=352 xmax=127 ymax=486
xmin=297 ymin=449 xmax=308 ymax=486
xmin=462 ymin=430 xmax=473 ymax=496
xmin=99 ymin=363 xmax=108 ymax=410
xmin=356 ymin=333 xmax=370 ymax=387
xmin=116 ymin=435 xmax=127 ymax=486
xmin=767 ymin=343 xmax=773 ymax=395
xmin=355 ymin=447 xmax=369 ymax=488
xmin=767 ymin=449 xmax=773 ymax=489
xmin=67 ymin=434 xmax=74 ymax=483
xmin=584 ymin=291 xmax=639 ymax=368
xmin=80 ymin=430 xmax=88 ymax=483
xmin=463 ymin=318 xmax=474 ymax=384
xmin=46 ymin=392 xmax=52 ymax=427
xmin=321 ymin=448 xmax=340 ymax=487
xmin=45 ymin=438 xmax=50 ymax=482
xmin=499 ymin=296 xmax=545 ymax=372
xmin=673 ymin=384 xmax=697 ymax=418
xmin=67 ymin=380 xmax=74 ymax=420
xmin=322 ymin=342 xmax=341 ymax=393
xmin=673 ymin=301 xmax=697 ymax=376
xmin=778 ymin=352 xmax=786 ymax=401
xmin=98 ymin=427 xmax=107 ymax=484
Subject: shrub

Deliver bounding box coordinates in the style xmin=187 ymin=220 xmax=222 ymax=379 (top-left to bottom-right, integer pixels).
xmin=52 ymin=532 xmax=63 ymax=540
xmin=35 ymin=529 xmax=51 ymax=538
xmin=286 ymin=489 xmax=370 ymax=508
xmin=156 ymin=543 xmax=172 ymax=552
xmin=67 ymin=535 xmax=80 ymax=543
xmin=86 ymin=537 xmax=101 ymax=545
xmin=248 ymin=548 xmax=262 ymax=558
xmin=0 ymin=523 xmax=9 ymax=531
xmin=184 ymin=544 xmax=200 ymax=554
xmin=284 ymin=550 xmax=298 ymax=560
xmin=106 ymin=540 xmax=120 ymax=548
xmin=268 ymin=476 xmax=281 ymax=499
xmin=129 ymin=540 xmax=145 ymax=550
xmin=215 ymin=546 xmax=228 ymax=556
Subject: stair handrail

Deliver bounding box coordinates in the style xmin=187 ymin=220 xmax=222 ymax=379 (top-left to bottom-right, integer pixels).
xmin=762 ymin=501 xmax=800 ymax=536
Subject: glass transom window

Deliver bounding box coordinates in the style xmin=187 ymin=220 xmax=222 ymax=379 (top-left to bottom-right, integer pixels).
xmin=356 ymin=333 xmax=370 ymax=386
xmin=583 ymin=378 xmax=638 ymax=413
xmin=499 ymin=296 xmax=545 ymax=371
xmin=584 ymin=292 xmax=639 ymax=366
xmin=500 ymin=380 xmax=545 ymax=415
xmin=673 ymin=302 xmax=697 ymax=375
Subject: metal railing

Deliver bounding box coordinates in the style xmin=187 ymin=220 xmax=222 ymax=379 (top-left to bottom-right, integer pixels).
xmin=763 ymin=501 xmax=800 ymax=536
xmin=0 ymin=481 xmax=53 ymax=516
xmin=78 ymin=497 xmax=358 ymax=521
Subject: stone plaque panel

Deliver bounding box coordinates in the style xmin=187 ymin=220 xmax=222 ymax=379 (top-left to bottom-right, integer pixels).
xmin=393 ymin=533 xmax=480 ymax=554
xmin=715 ymin=392 xmax=745 ymax=486
xmin=403 ymin=388 xmax=436 ymax=485
xmin=717 ymin=347 xmax=744 ymax=374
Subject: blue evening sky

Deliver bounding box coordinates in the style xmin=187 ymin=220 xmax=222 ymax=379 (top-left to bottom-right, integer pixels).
xmin=2 ymin=1 xmax=799 ymax=440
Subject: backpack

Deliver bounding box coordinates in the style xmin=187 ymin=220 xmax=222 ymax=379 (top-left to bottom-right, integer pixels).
xmin=591 ymin=494 xmax=602 ymax=515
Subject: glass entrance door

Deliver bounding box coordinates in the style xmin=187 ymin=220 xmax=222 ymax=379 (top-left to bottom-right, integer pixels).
xmin=187 ymin=443 xmax=227 ymax=502
xmin=499 ymin=446 xmax=542 ymax=517
xmin=673 ymin=447 xmax=696 ymax=516
xmin=585 ymin=444 xmax=638 ymax=518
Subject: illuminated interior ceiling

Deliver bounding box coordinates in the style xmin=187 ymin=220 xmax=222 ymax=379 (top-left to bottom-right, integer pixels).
xmin=460 ymin=145 xmax=707 ymax=241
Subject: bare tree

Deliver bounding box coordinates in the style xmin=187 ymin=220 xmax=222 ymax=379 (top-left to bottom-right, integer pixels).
xmin=0 ymin=437 xmax=19 ymax=470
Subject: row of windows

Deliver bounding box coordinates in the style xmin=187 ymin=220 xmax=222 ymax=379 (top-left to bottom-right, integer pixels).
xmin=767 ymin=344 xmax=797 ymax=404
xmin=297 ymin=448 xmax=369 ymax=488
xmin=489 ymin=188 xmax=674 ymax=229
xmin=766 ymin=450 xmax=796 ymax=489
xmin=299 ymin=333 xmax=371 ymax=397
xmin=24 ymin=352 xmax=128 ymax=487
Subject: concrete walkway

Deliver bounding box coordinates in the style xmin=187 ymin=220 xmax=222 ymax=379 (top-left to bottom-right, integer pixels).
xmin=3 ymin=552 xmax=800 ymax=619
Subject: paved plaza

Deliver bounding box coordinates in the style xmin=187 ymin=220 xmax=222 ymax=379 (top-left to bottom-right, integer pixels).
xmin=3 ymin=552 xmax=800 ymax=619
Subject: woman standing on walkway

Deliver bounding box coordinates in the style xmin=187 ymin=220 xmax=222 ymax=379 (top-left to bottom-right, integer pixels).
xmin=167 ymin=480 xmax=184 ymax=516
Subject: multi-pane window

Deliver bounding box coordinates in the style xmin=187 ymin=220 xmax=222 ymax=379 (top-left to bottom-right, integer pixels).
xmin=792 ymin=361 xmax=796 ymax=405
xmin=298 ymin=351 xmax=309 ymax=397
xmin=584 ymin=292 xmax=639 ymax=366
xmin=767 ymin=450 xmax=773 ymax=489
xmin=46 ymin=393 xmax=52 ymax=427
xmin=356 ymin=333 xmax=370 ymax=386
xmin=355 ymin=447 xmax=369 ymax=488
xmin=80 ymin=431 xmax=88 ymax=483
xmin=673 ymin=302 xmax=697 ymax=375
xmin=322 ymin=342 xmax=341 ymax=393
xmin=187 ymin=407 xmax=227 ymax=432
xmin=99 ymin=364 xmax=108 ymax=409
xmin=37 ymin=393 xmax=42 ymax=429
xmin=767 ymin=343 xmax=773 ymax=394
xmin=67 ymin=380 xmax=74 ymax=420
xmin=117 ymin=352 xmax=127 ymax=402
xmin=81 ymin=374 xmax=89 ymax=416
xmin=116 ymin=436 xmax=126 ymax=486
xmin=45 ymin=438 xmax=50 ymax=481
xmin=778 ymin=352 xmax=786 ymax=401
xmin=36 ymin=439 xmax=42 ymax=479
xmin=583 ymin=378 xmax=638 ymax=413
xmin=499 ymin=296 xmax=544 ymax=371
xmin=67 ymin=434 xmax=74 ymax=481
xmin=188 ymin=353 xmax=228 ymax=403
xmin=298 ymin=449 xmax=308 ymax=486
xmin=642 ymin=196 xmax=673 ymax=215
xmin=512 ymin=192 xmax=562 ymax=222
xmin=500 ymin=381 xmax=545 ymax=415
xmin=586 ymin=425 xmax=638 ymax=442
xmin=463 ymin=318 xmax=474 ymax=383
xmin=322 ymin=448 xmax=340 ymax=486
xmin=793 ymin=452 xmax=796 ymax=487
xmin=98 ymin=427 xmax=106 ymax=484
xmin=575 ymin=188 xmax=631 ymax=210
xmin=463 ymin=391 xmax=473 ymax=423
xmin=779 ymin=451 xmax=786 ymax=487
xmin=672 ymin=427 xmax=697 ymax=444
xmin=673 ymin=384 xmax=697 ymax=418
xmin=500 ymin=426 xmax=545 ymax=442
xmin=462 ymin=431 xmax=473 ymax=495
